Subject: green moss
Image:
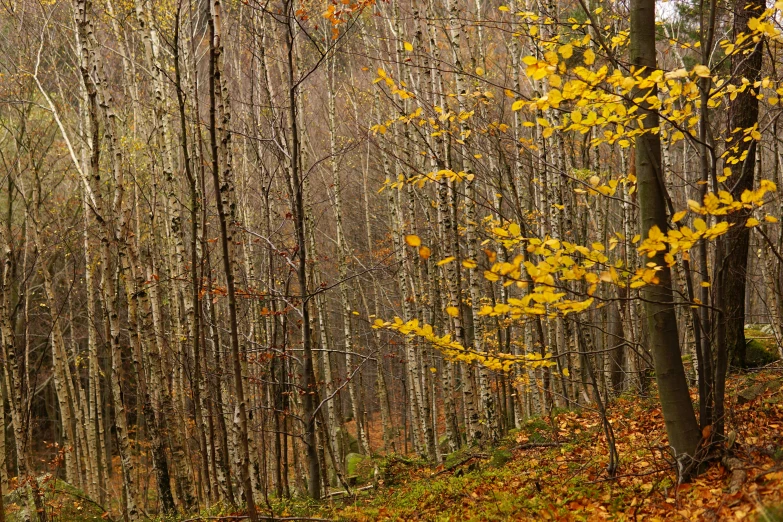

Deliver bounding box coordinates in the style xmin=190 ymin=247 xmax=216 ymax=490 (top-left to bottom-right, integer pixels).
xmin=745 ymin=338 xmax=779 ymax=368
xmin=345 ymin=452 xmax=370 ymax=479
xmin=756 ymin=504 xmax=783 ymax=522
xmin=489 ymin=449 xmax=512 ymax=468
xmin=443 ymin=447 xmax=470 ymax=469
xmin=523 ymin=417 xmax=553 ymax=443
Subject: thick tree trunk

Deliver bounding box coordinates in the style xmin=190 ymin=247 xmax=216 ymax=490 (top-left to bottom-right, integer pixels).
xmin=630 ymin=0 xmax=701 ymax=475
xmin=713 ymin=0 xmax=764 ymax=438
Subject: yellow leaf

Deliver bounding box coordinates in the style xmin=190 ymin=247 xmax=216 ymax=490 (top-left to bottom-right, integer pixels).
xmin=419 ymin=246 xmax=432 ymax=259
xmin=436 ymin=256 xmax=456 ymax=266
xmin=559 ymin=44 xmax=573 ymax=59
xmin=498 ymin=5 xmax=510 ymax=11
xmin=405 ymin=234 xmax=421 ymax=247
xmin=512 ymin=100 xmax=525 ymax=111
xmin=746 ymin=217 xmax=760 ymax=227
xmin=475 ymin=67 xmax=485 ymax=76
xmin=530 ymin=66 xmax=548 ymax=81
xmin=583 ymin=48 xmax=596 ymax=65
xmin=484 ymin=271 xmax=500 ymax=282
xmin=562 ymin=368 xmax=570 ymax=377
xmin=446 ymin=306 xmax=459 ymax=317
xmin=664 ymin=68 xmax=688 ymax=80
xmin=672 ymin=210 xmax=687 ymax=223
xmin=693 ymin=64 xmax=711 ymax=77
xmin=462 ymin=259 xmax=477 ymax=269
xmin=701 ymin=281 xmax=711 ymax=288
xmin=765 ymin=215 xmax=778 ymax=223
xmin=403 ymin=41 xmax=414 ymax=52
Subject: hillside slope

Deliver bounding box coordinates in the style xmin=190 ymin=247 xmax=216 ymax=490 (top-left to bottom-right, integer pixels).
xmin=311 ymin=369 xmax=783 ymax=521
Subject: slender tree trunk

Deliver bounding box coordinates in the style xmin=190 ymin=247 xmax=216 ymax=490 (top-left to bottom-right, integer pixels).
xmin=207 ymin=2 xmax=257 ymax=517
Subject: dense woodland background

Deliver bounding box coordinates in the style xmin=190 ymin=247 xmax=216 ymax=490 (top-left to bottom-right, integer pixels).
xmin=1 ymin=0 xmax=783 ymax=519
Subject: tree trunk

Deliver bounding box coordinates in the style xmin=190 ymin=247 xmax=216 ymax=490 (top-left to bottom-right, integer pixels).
xmin=713 ymin=0 xmax=764 ymax=439
xmin=630 ymin=0 xmax=701 ymax=475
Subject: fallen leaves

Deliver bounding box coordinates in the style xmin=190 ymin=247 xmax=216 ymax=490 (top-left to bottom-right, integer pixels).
xmin=324 ymin=369 xmax=783 ymax=521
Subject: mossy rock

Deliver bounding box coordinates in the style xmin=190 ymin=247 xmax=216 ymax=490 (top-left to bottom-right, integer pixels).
xmin=345 ymin=452 xmax=367 ymax=475
xmin=745 ymin=338 xmax=780 ymax=368
xmin=737 ymin=383 xmax=766 ymax=404
xmin=345 ymin=452 xmax=373 ymax=485
xmin=333 ymin=427 xmax=360 ymax=455
xmin=489 ymin=449 xmax=513 ymax=468
xmin=443 ymin=447 xmax=470 ymax=469
xmin=523 ymin=418 xmax=552 ymax=443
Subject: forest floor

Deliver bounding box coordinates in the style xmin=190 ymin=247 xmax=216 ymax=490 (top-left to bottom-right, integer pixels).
xmin=4 ymin=367 xmax=782 ymax=521
xmin=291 ymin=367 xmax=783 ymax=521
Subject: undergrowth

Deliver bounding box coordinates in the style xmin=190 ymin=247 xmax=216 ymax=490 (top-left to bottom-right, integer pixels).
xmin=5 ymin=369 xmax=782 ymax=521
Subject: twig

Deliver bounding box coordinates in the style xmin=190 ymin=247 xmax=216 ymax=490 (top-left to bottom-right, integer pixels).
xmin=324 ymin=484 xmax=374 ymax=498
xmin=53 ymin=488 xmax=116 ymax=522
xmin=516 ymin=442 xmax=562 ymax=450
xmin=430 ymin=453 xmax=490 ymax=477
xmin=754 ymin=464 xmax=783 ymax=482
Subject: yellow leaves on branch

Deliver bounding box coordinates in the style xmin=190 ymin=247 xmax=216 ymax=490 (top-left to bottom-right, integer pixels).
xmin=378 ymin=174 xmax=779 ymax=370
xmin=372 ymin=316 xmax=555 ymax=373
xmin=373 ymin=68 xmax=414 ymax=100
xmin=506 ymin=11 xmax=783 ymax=149
xmin=686 ymin=179 xmax=776 ymax=216
xmin=632 ymin=180 xmax=778 ymax=275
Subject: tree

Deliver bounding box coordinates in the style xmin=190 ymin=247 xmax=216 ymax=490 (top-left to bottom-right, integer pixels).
xmin=630 ymin=0 xmax=702 ymax=473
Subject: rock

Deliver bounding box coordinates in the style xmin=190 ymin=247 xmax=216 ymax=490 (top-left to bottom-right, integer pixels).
xmin=345 ymin=452 xmax=370 ymax=481
xmin=489 ymin=449 xmax=512 ymax=468
xmin=722 ymin=456 xmax=747 ymax=494
xmin=737 ymin=383 xmax=765 ymax=404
